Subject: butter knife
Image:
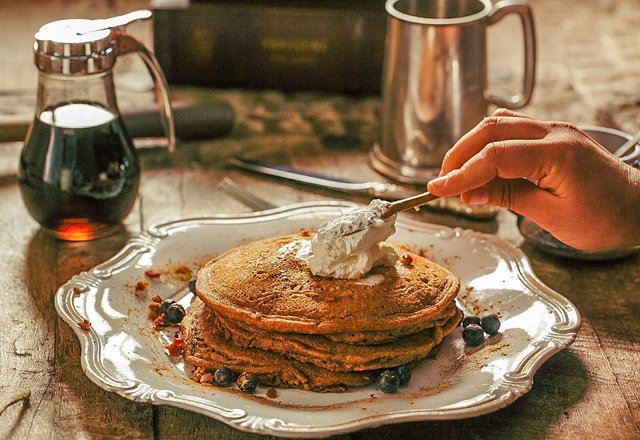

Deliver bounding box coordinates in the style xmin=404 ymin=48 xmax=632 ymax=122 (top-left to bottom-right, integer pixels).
xmin=230 ymin=157 xmax=498 ymax=219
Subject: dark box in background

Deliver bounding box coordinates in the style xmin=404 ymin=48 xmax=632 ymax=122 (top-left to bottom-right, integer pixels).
xmin=153 ymin=1 xmax=386 ymax=94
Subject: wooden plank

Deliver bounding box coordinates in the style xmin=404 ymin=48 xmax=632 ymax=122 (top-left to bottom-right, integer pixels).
xmin=0 ymin=183 xmax=52 ymax=440
xmin=51 ymin=231 xmax=154 ymax=439
xmin=0 ymin=183 xmax=154 ymax=439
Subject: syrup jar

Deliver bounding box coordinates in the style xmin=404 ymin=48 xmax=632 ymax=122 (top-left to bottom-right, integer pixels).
xmin=19 ymin=10 xmax=175 ymax=241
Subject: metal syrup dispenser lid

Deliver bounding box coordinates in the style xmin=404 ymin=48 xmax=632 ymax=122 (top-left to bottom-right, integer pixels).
xmin=34 ymin=10 xmax=152 ymax=75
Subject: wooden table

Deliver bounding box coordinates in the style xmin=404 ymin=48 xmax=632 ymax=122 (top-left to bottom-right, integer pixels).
xmin=1 ymin=0 xmax=639 ymax=438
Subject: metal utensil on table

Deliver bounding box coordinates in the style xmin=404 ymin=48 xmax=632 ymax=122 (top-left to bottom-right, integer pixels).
xmin=613 ymin=129 xmax=640 ymax=158
xmin=217 ymin=177 xmax=278 ymax=211
xmin=217 ymin=178 xmax=279 ymax=211
xmin=372 ymin=0 xmax=536 ymax=183
xmin=230 ymin=157 xmax=498 ymax=219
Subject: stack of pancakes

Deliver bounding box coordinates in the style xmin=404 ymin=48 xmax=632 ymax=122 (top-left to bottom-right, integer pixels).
xmin=182 ymin=234 xmax=461 ymax=392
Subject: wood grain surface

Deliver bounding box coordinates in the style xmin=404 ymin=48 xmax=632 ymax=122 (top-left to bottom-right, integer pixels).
xmin=0 ymin=0 xmax=639 ymax=439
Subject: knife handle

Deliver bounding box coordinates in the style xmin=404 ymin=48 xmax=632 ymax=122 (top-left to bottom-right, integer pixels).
xmin=124 ymin=101 xmax=235 ymax=140
xmin=384 ymin=191 xmax=439 ymax=218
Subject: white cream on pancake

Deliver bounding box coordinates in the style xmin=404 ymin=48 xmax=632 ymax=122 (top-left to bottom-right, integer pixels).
xmin=307 ymin=200 xmax=397 ymax=279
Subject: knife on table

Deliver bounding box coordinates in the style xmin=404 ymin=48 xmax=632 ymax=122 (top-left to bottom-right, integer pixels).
xmin=230 ymin=157 xmax=499 ymax=219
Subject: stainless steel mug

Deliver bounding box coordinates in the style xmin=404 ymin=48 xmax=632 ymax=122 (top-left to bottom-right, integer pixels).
xmin=371 ymin=0 xmax=536 ymax=183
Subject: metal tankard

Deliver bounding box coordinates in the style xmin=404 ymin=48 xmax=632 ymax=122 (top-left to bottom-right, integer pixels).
xmin=371 ymin=0 xmax=536 ymax=183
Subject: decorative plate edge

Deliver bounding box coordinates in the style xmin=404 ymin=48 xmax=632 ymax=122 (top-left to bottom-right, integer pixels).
xmin=54 ymin=202 xmax=582 ymax=438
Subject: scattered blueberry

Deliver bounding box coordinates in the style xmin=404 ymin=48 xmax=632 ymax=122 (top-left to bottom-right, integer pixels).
xmin=481 ymin=314 xmax=501 ymax=335
xmin=396 ymin=365 xmax=412 ymax=386
xmin=236 ymin=372 xmax=258 ymax=393
xmin=462 ymin=315 xmax=481 ymax=328
xmin=214 ymin=367 xmax=234 ymax=387
xmin=462 ymin=324 xmax=485 ymax=347
xmin=188 ymin=277 xmax=196 ymax=294
xmin=377 ymin=370 xmax=400 ymax=394
xmin=166 ymin=303 xmax=185 ymax=324
xmin=159 ymin=299 xmax=175 ymax=314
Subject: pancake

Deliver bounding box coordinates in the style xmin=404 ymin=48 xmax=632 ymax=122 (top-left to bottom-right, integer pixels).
xmin=195 ymin=234 xmax=460 ymax=334
xmin=181 ymin=299 xmax=377 ymax=392
xmin=213 ymin=305 xmax=462 ymax=371
xmin=324 ymin=302 xmax=459 ymax=345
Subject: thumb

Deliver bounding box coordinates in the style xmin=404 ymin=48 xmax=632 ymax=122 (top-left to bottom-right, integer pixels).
xmin=462 ymin=178 xmax=560 ymax=221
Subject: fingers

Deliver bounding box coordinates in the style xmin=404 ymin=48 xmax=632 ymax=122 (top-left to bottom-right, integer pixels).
xmin=429 ymin=140 xmax=548 ymax=197
xmin=440 ymin=115 xmax=549 ymax=176
xmin=462 ymin=178 xmax=561 ymax=222
xmin=491 ymin=108 xmax=535 ymax=119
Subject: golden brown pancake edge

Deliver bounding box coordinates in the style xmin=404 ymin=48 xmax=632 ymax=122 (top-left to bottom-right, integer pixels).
xmin=181 ymin=299 xmax=378 ymax=392
xmin=213 ymin=305 xmax=462 ymax=372
xmin=195 ymin=235 xmax=460 ymax=334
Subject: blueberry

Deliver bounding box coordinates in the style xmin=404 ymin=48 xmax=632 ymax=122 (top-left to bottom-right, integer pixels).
xmin=377 ymin=370 xmax=400 ymax=394
xmin=166 ymin=303 xmax=185 ymax=324
xmin=462 ymin=315 xmax=481 ymax=328
xmin=236 ymin=372 xmax=258 ymax=393
xmin=214 ymin=367 xmax=234 ymax=387
xmin=188 ymin=278 xmax=196 ymax=294
xmin=463 ymin=324 xmax=485 ymax=347
xmin=481 ymin=314 xmax=501 ymax=335
xmin=159 ymin=299 xmax=175 ymax=314
xmin=396 ymin=365 xmax=412 ymax=386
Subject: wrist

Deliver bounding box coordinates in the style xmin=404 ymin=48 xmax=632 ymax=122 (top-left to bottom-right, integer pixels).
xmin=624 ymin=165 xmax=640 ymax=248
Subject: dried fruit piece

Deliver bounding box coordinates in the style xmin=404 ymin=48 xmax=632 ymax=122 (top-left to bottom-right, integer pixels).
xmin=145 ymin=269 xmax=162 ymax=279
xmin=153 ymin=314 xmax=167 ymax=330
xmin=172 ymin=265 xmax=193 ymax=282
xmin=134 ymin=279 xmax=149 ymax=295
xmin=236 ymin=372 xmax=258 ymax=393
xmin=165 ymin=338 xmax=184 ymax=356
xmin=400 ymin=253 xmax=413 ymax=266
xmin=192 ymin=367 xmax=205 ymax=382
xmin=199 ymin=373 xmax=214 ymax=384
xmin=148 ymin=302 xmax=162 ymax=321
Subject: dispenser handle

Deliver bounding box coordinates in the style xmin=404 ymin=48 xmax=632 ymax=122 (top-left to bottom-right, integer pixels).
xmin=487 ymin=1 xmax=536 ymax=109
xmin=77 ymin=10 xmax=152 ymax=35
xmin=115 ymin=30 xmax=176 ymax=152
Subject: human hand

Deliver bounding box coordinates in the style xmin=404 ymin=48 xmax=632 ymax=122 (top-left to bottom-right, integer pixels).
xmin=427 ymin=108 xmax=640 ymax=251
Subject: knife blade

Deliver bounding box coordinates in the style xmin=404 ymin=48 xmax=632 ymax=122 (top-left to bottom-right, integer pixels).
xmin=230 ymin=157 xmax=499 ymax=219
xmin=229 ymin=157 xmax=416 ymax=200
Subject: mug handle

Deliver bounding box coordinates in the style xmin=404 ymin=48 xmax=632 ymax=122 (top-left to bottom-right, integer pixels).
xmin=116 ymin=31 xmax=176 ymax=152
xmin=487 ymin=1 xmax=536 ymax=109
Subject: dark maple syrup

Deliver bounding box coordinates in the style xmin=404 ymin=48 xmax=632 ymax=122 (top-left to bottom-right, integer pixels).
xmin=19 ymin=102 xmax=140 ymax=240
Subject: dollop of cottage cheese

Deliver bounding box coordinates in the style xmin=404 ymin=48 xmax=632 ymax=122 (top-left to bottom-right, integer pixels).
xmin=307 ymin=199 xmax=397 ymax=279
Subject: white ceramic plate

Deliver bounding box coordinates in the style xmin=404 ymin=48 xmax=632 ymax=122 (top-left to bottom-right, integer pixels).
xmin=55 ymin=201 xmax=581 ymax=438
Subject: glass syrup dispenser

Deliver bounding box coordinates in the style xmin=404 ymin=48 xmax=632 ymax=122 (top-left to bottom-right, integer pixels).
xmin=19 ymin=10 xmax=175 ymax=241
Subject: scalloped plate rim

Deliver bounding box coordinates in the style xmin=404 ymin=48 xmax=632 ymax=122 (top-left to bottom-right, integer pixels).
xmin=54 ymin=201 xmax=581 ymax=438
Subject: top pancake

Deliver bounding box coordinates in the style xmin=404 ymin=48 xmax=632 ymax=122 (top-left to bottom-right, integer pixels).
xmin=195 ymin=234 xmax=460 ymax=334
